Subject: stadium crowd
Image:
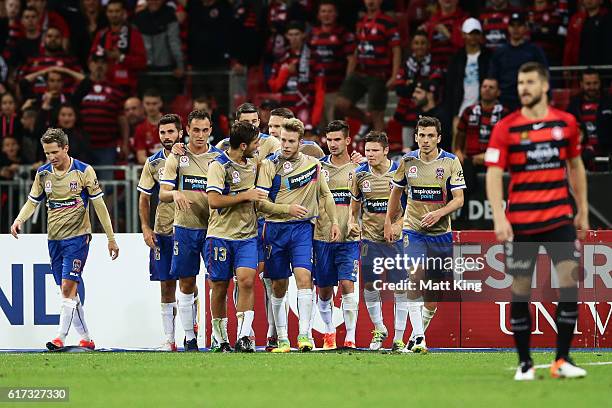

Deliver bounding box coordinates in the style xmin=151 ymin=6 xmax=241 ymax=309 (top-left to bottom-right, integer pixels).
xmin=0 ymin=0 xmax=611 ymax=181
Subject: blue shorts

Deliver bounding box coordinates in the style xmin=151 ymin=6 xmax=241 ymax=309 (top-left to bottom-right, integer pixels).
xmin=313 ymin=241 xmax=359 ymax=287
xmin=361 ymin=239 xmax=407 ymax=284
xmin=205 ymin=237 xmax=258 ymax=281
xmin=170 ymin=226 xmax=206 ymax=278
xmin=257 ymin=218 xmax=265 ymax=264
xmin=149 ymin=234 xmax=175 ymax=281
xmin=403 ymin=230 xmax=453 ymax=279
xmin=48 ymin=234 xmax=90 ymax=286
xmin=262 ymin=221 xmax=313 ymax=280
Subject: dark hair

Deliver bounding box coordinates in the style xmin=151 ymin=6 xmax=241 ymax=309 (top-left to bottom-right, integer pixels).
xmin=56 ymin=103 xmax=78 ymax=123
xmin=518 ymin=62 xmax=550 ymax=82
xmin=106 ymin=0 xmax=125 ymax=9
xmin=142 ymin=88 xmax=162 ymax=100
xmin=364 ymin=131 xmax=388 ymax=148
xmin=158 ymin=113 xmax=182 ymax=132
xmin=46 ymin=70 xmax=63 ymax=81
xmin=235 ymin=102 xmax=258 ymax=121
xmin=187 ymin=110 xmax=211 ymax=126
xmin=282 ymin=118 xmax=305 ymax=139
xmin=270 ymin=107 xmax=294 ymax=119
xmin=481 ymin=76 xmax=498 ymax=84
xmin=41 ymin=128 xmax=69 ymax=148
xmin=325 ymin=120 xmax=349 ymax=137
xmin=318 ymin=0 xmax=337 ymax=9
xmin=229 ymin=121 xmax=259 ymax=149
xmin=286 ymin=20 xmax=305 ymax=32
xmin=412 ymin=30 xmax=428 ymax=39
xmin=22 ymin=6 xmax=38 ymax=16
xmin=416 ymin=116 xmax=441 ymax=135
xmin=580 ymin=68 xmax=600 ymax=81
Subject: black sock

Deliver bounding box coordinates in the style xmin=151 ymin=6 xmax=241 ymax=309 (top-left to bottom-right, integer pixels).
xmin=556 ymin=287 xmax=578 ymax=361
xmin=511 ymin=293 xmax=532 ymax=364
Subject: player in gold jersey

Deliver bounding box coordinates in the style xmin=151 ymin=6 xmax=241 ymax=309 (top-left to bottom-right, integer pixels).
xmin=386 ymin=116 xmax=465 ymax=353
xmin=159 ymin=110 xmax=223 ymax=351
xmin=313 ymin=120 xmax=360 ymax=349
xmin=256 ymin=118 xmax=340 ymax=352
xmin=11 ymin=128 xmax=119 ymax=351
xmin=348 ymin=131 xmax=406 ymax=352
xmin=137 ymin=114 xmax=184 ymax=351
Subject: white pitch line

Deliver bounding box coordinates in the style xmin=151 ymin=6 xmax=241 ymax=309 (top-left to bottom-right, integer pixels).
xmin=508 ymin=361 xmax=612 ymax=370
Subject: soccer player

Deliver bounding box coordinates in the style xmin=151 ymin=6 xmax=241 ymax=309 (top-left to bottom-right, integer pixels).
xmin=485 ymin=62 xmax=588 ymax=380
xmin=159 ymin=110 xmax=223 ymax=351
xmin=10 ymin=128 xmax=119 ymax=350
xmin=348 ymin=131 xmax=406 ymax=351
xmin=314 ymin=120 xmax=360 ymax=349
xmin=137 ymin=113 xmax=183 ymax=351
xmin=386 ymin=116 xmax=466 ymax=354
xmin=268 ymin=107 xmax=325 ymax=159
xmin=206 ymin=121 xmax=266 ymax=352
xmin=256 ymin=118 xmax=340 ymax=352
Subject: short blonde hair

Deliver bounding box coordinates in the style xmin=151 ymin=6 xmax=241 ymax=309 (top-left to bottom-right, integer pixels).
xmin=282 ymin=118 xmax=305 ymax=139
xmin=41 ymin=128 xmax=69 ymax=148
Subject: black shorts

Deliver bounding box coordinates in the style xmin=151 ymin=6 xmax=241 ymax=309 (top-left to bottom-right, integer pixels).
xmin=504 ymin=223 xmax=580 ymax=277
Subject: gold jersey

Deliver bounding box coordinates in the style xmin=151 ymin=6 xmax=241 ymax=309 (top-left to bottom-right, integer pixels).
xmin=27 ymin=158 xmax=103 ymax=240
xmin=351 ymin=161 xmax=401 ymax=242
xmin=256 ymin=152 xmax=331 ymax=223
xmin=216 ymin=133 xmax=281 ymax=163
xmin=160 ymin=144 xmax=223 ymax=230
xmin=206 ymin=152 xmax=258 ymax=240
xmin=299 ymin=140 xmax=325 ymax=158
xmin=314 ymin=155 xmax=357 ymax=242
xmin=137 ymin=149 xmax=174 ymax=235
xmin=393 ymin=149 xmax=465 ymax=235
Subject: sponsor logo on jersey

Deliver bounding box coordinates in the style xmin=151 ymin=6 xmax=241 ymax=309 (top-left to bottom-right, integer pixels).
xmin=47 ymin=198 xmax=78 ymax=209
xmin=182 ymin=175 xmax=207 ymax=191
xmin=331 ymin=189 xmax=351 ymax=206
xmin=364 ymin=198 xmax=388 ymax=213
xmin=526 ymin=143 xmax=560 ymax=163
xmin=410 ymin=186 xmax=444 ymax=202
xmin=285 ymin=164 xmax=317 ymax=190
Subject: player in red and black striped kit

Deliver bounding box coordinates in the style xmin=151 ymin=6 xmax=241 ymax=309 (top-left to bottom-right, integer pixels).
xmin=485 ymin=62 xmax=588 ymax=380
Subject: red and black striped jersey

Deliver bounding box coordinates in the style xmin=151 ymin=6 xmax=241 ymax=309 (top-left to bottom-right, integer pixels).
xmin=528 ymin=5 xmax=563 ymax=63
xmin=309 ymin=25 xmax=355 ymax=92
xmin=480 ymin=8 xmax=515 ymax=51
xmin=485 ymin=107 xmax=581 ymax=234
xmin=18 ymin=54 xmax=83 ymax=95
xmin=457 ymin=102 xmax=508 ymax=156
xmin=73 ymin=79 xmax=125 ymax=149
xmin=423 ymin=9 xmax=466 ymax=68
xmin=355 ymin=11 xmax=400 ymax=77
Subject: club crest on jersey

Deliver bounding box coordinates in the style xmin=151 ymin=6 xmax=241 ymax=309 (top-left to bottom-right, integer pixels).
xmin=232 ymin=170 xmax=241 ymax=184
xmin=283 ymin=161 xmax=293 ymax=173
xmin=93 ymin=84 xmax=103 ymax=93
xmin=69 ymin=181 xmax=78 ymax=192
xmin=44 ymin=180 xmax=53 ymax=193
xmin=72 ymin=259 xmax=82 ymax=273
xmin=552 ymin=127 xmax=564 ymax=141
xmin=322 ymin=169 xmax=330 ymax=182
xmin=362 ymin=180 xmax=371 ymax=192
xmin=408 ymin=166 xmax=418 ymax=178
xmin=436 ymin=168 xmax=444 ymax=179
xmin=179 ymin=155 xmax=189 ymax=167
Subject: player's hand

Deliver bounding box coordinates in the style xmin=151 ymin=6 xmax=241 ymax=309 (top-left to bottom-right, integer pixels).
xmin=574 ymin=211 xmax=589 ymax=241
xmin=172 ymin=190 xmax=192 ymax=211
xmin=241 ymin=189 xmax=268 ymax=202
xmin=493 ymin=215 xmax=514 ymax=243
xmin=142 ymin=227 xmax=156 ymax=248
xmin=348 ymin=222 xmax=361 ymax=238
xmin=435 ymin=23 xmax=450 ymax=39
xmin=108 ymin=240 xmax=119 ymax=260
xmin=383 ymin=221 xmax=394 ymax=243
xmin=391 ymin=222 xmax=402 ymax=241
xmin=386 ymin=77 xmax=396 ymax=89
xmin=171 ymin=143 xmax=186 ymax=155
xmin=350 ymin=150 xmax=364 ymax=164
xmin=289 ymin=204 xmax=308 ymax=218
xmin=421 ymin=210 xmax=442 ymax=229
xmin=10 ymin=220 xmax=21 ymax=239
xmin=330 ymin=224 xmax=341 ymax=242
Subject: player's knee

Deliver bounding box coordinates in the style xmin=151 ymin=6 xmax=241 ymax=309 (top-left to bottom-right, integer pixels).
xmin=511 ymin=276 xmax=532 ymax=296
xmin=237 ymin=275 xmax=254 ymax=292
xmin=318 ymin=287 xmax=333 ymax=301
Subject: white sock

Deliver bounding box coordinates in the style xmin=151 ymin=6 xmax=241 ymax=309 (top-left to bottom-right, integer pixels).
xmin=263 ymin=278 xmax=277 ymax=338
xmin=237 ymin=311 xmax=255 ymax=339
xmin=423 ymin=306 xmax=437 ymax=332
xmin=161 ymin=302 xmax=176 ymax=344
xmin=393 ymin=292 xmax=409 ymax=342
xmin=342 ymin=293 xmax=358 ymax=343
xmin=318 ymin=297 xmax=334 ymax=334
xmin=308 ymin=289 xmax=317 ymax=340
xmin=57 ymin=297 xmax=77 ymax=342
xmin=211 ymin=317 xmax=229 ymax=344
xmin=271 ymin=295 xmax=288 ymax=340
xmin=364 ymin=289 xmax=385 ymax=331
xmin=408 ymin=298 xmax=425 ymax=339
xmin=73 ymin=295 xmax=91 ymax=341
xmin=177 ymin=291 xmax=195 ymax=341
xmin=297 ymin=289 xmax=313 ymax=336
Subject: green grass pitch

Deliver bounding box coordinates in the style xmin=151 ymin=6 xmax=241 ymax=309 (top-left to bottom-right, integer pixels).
xmin=1 ymin=351 xmax=611 ymax=407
